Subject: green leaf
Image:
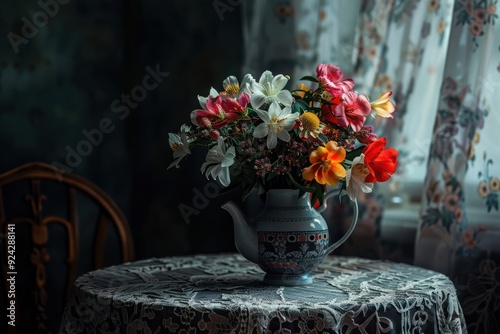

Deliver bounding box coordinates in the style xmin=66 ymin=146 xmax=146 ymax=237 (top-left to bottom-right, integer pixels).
xmin=313 ymin=184 xmax=325 ymax=206
xmin=318 ymin=133 xmax=329 ymax=143
xmin=291 ymin=100 xmax=310 ymax=114
xmin=338 ymin=184 xmax=347 ymax=202
xmin=299 ymin=76 xmax=319 ymax=83
xmin=246 ymin=107 xmax=259 ymax=115
xmin=241 ymin=181 xmax=256 ymax=201
xmin=345 ymin=146 xmax=366 ymax=161
xmin=287 ymin=174 xmax=317 ymax=193
xmin=257 ymin=181 xmax=266 ymax=196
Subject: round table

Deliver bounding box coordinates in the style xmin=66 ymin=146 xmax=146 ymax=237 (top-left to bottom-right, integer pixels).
xmin=59 ymin=253 xmax=467 ymax=333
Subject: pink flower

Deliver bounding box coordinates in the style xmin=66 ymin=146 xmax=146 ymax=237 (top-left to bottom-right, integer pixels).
xmin=195 ymin=93 xmax=249 ymax=129
xmin=474 ymin=8 xmax=487 ymax=23
xmin=208 ymin=129 xmax=220 ymax=140
xmin=220 ymin=92 xmax=250 ymax=116
xmin=470 ymin=21 xmax=482 ymax=36
xmin=356 ymin=125 xmax=378 ymax=144
xmin=315 ymin=63 xmax=354 ymax=96
xmin=321 ymin=91 xmax=371 ymax=132
xmin=444 ymin=193 xmax=460 ymax=211
xmin=194 ymin=95 xmax=224 ymax=128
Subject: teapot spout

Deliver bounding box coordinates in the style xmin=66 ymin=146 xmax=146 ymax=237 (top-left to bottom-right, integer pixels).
xmin=221 ymin=201 xmax=258 ymax=264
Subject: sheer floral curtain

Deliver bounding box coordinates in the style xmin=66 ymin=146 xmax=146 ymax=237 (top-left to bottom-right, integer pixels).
xmin=242 ymin=0 xmax=500 ymax=332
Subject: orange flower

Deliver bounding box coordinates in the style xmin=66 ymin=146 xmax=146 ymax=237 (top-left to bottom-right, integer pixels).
xmin=296 ymin=83 xmax=311 ymax=99
xmin=370 ymin=91 xmax=395 ymax=118
xmin=363 ymin=137 xmax=398 ymax=183
xmin=302 ymin=141 xmax=346 ymax=186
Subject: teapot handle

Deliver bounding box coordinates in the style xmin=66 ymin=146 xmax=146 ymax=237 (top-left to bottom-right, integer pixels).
xmin=316 ymin=188 xmax=359 ymax=255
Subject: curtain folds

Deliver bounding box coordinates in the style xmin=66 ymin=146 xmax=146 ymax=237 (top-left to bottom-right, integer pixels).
xmin=242 ymin=0 xmax=500 ymax=332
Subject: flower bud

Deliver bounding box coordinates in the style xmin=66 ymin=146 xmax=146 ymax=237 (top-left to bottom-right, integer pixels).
xmin=209 ymin=129 xmax=220 ymax=140
xmin=198 ymin=117 xmax=212 ymax=128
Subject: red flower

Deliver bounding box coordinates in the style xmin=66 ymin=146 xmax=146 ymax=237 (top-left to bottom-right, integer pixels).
xmin=362 ymin=137 xmax=398 ymax=183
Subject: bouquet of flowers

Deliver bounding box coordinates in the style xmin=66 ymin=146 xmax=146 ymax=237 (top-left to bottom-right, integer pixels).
xmin=168 ymin=63 xmax=398 ymax=205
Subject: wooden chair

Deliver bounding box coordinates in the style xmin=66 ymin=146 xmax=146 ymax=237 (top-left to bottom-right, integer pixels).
xmin=0 ymin=162 xmax=134 ymax=334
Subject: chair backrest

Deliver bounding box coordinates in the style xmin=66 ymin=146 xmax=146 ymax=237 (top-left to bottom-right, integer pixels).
xmin=0 ymin=162 xmax=134 ymax=334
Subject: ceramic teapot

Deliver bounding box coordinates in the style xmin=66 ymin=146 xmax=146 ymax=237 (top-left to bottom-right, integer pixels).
xmin=222 ymin=188 xmax=358 ymax=285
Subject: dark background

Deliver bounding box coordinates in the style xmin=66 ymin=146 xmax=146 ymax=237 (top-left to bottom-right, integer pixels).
xmin=1 ymin=0 xmax=248 ymax=259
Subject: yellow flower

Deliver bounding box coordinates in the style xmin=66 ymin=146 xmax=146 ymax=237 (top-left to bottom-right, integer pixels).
xmin=298 ymin=112 xmax=325 ymax=139
xmin=223 ymin=76 xmax=240 ymax=97
xmin=302 ymin=141 xmax=346 ymax=186
xmin=296 ymin=83 xmax=311 ymax=99
xmin=370 ymin=91 xmax=395 ymax=118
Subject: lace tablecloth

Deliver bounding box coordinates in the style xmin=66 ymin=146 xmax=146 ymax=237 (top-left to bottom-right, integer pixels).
xmin=59 ymin=253 xmax=467 ymax=333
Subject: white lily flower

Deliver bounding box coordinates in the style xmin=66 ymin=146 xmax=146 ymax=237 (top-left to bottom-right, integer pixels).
xmin=345 ymin=154 xmax=373 ymax=201
xmin=250 ymin=71 xmax=293 ymax=109
xmin=223 ymin=74 xmax=253 ymax=97
xmin=253 ymin=102 xmax=299 ymax=149
xmin=200 ymin=137 xmax=236 ymax=187
xmin=168 ymin=125 xmax=192 ymax=169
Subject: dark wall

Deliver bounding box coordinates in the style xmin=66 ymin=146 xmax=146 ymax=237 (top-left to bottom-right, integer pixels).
xmin=0 ymin=0 xmax=244 ymax=259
